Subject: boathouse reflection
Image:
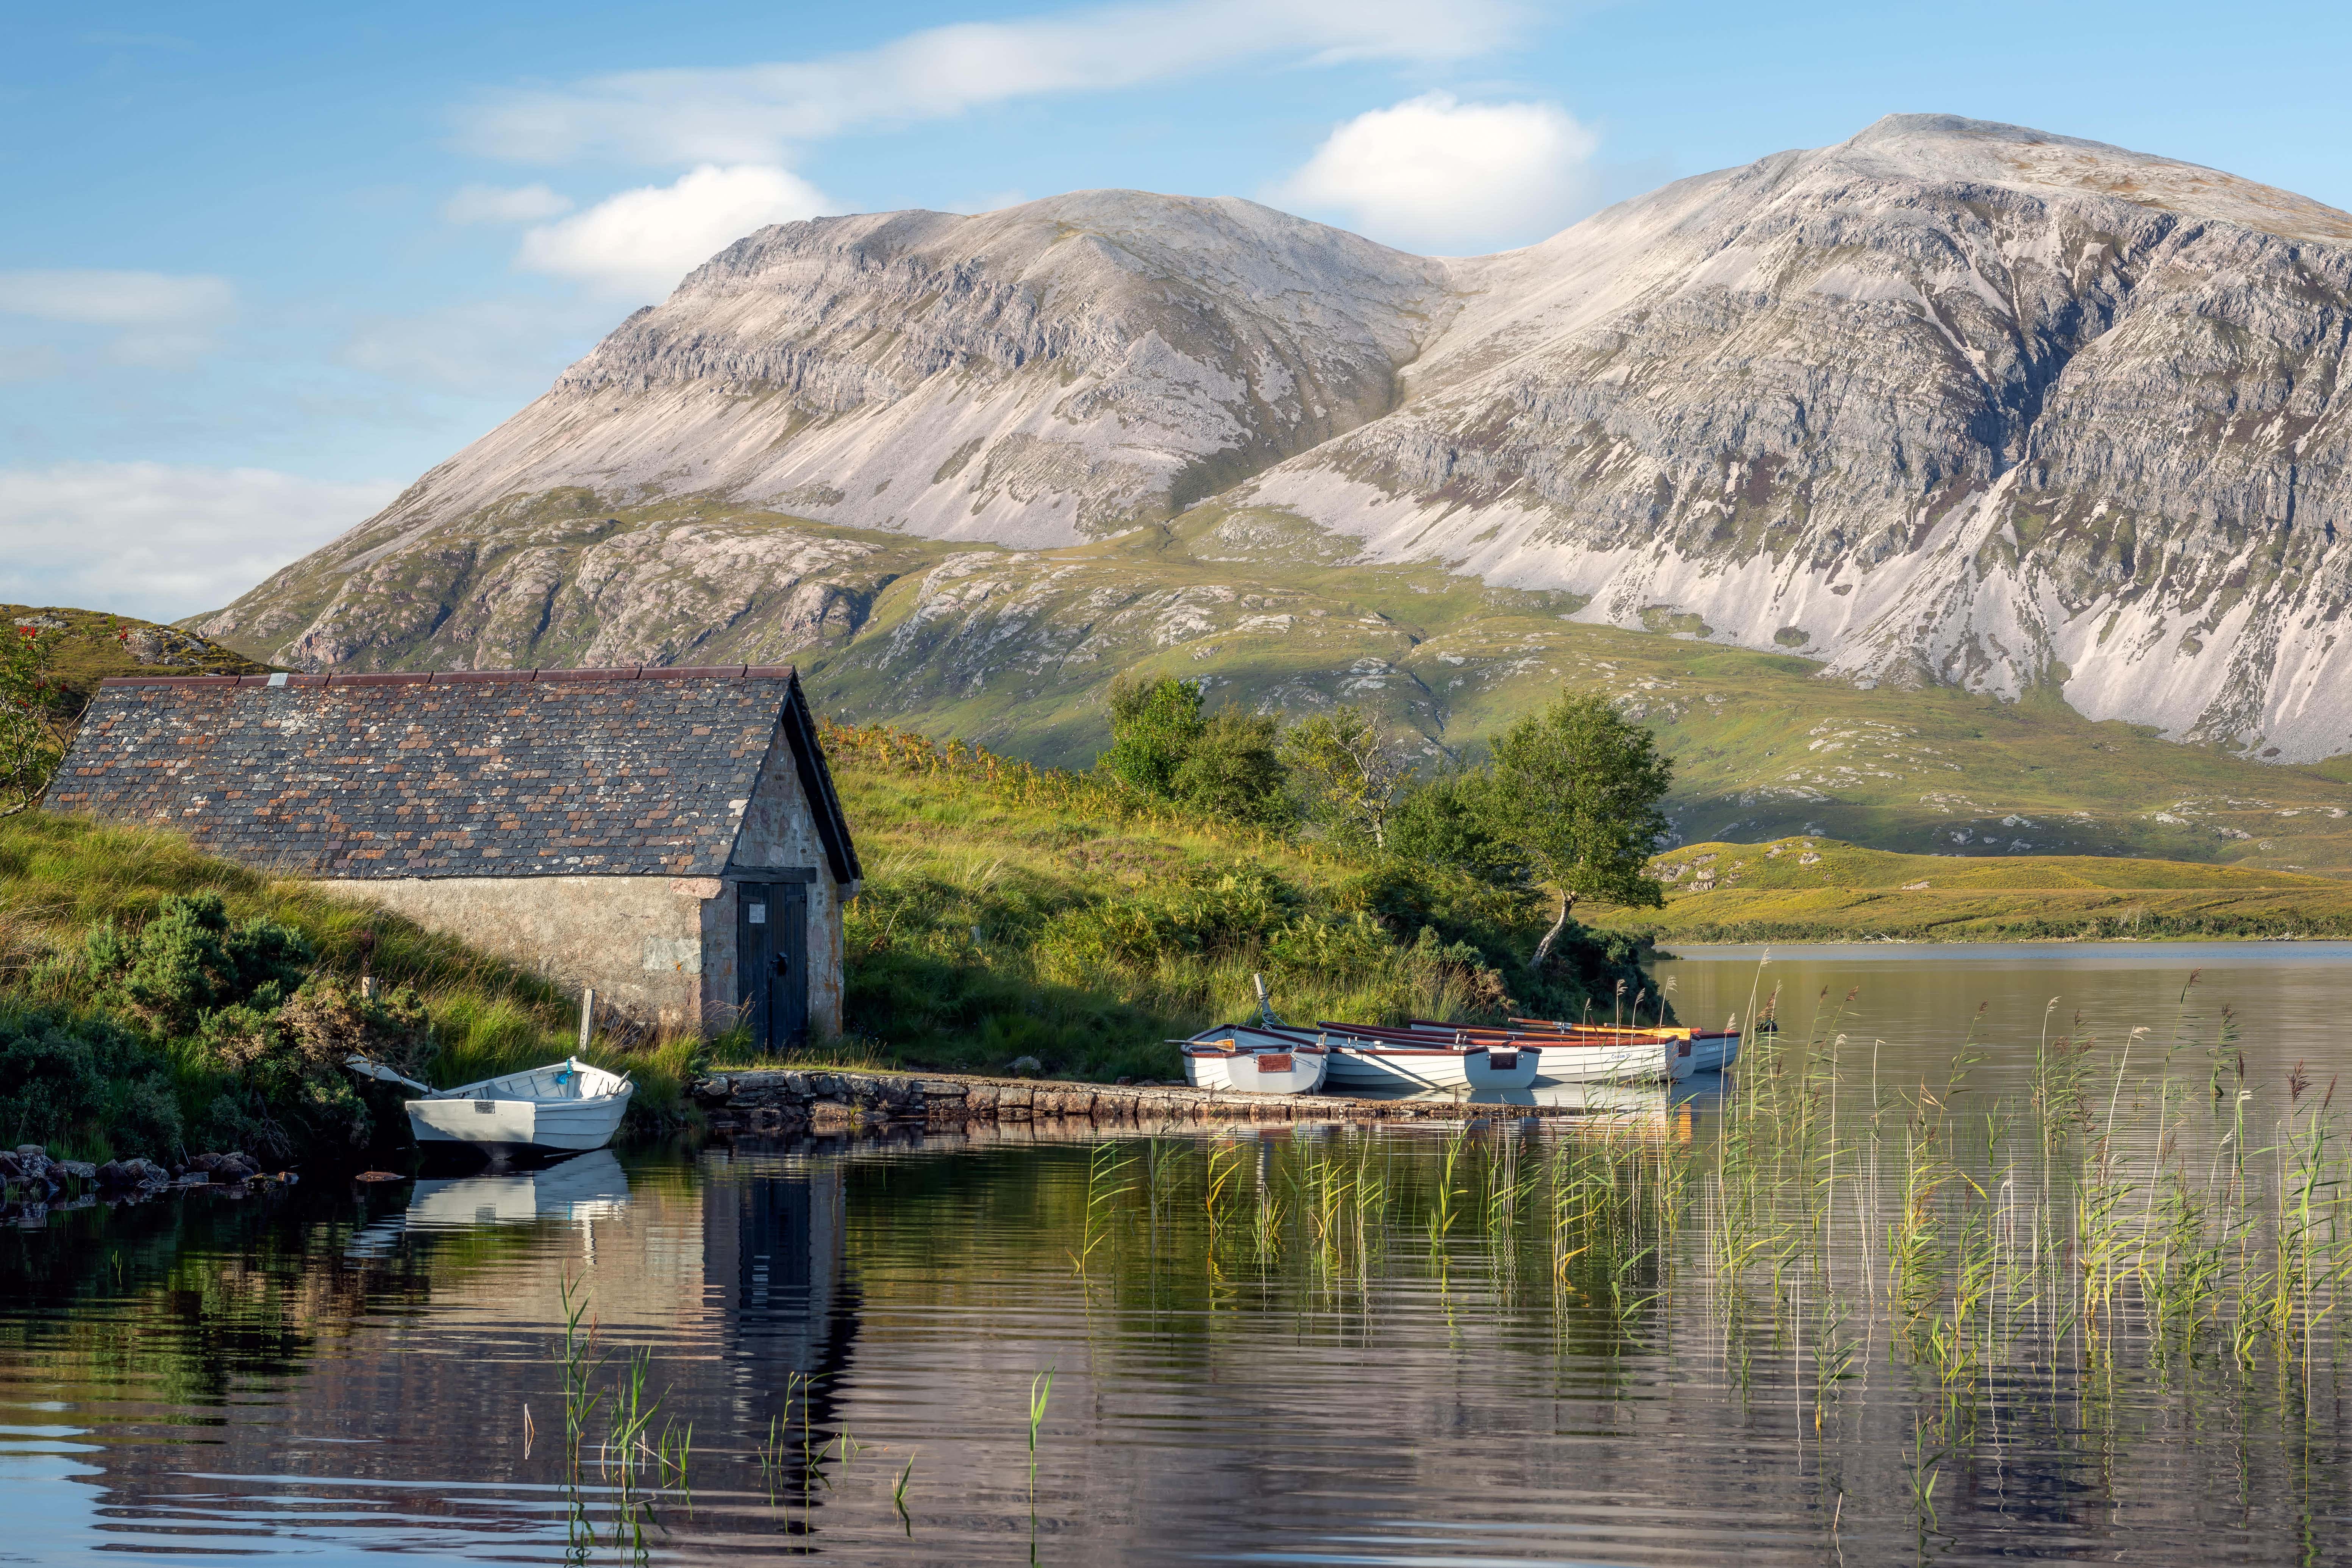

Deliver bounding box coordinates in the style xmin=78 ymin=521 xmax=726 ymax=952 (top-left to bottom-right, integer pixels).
xmin=700 ymin=1144 xmax=855 ymax=1382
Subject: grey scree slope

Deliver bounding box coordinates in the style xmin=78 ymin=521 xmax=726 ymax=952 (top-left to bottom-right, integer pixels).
xmin=43 ymin=666 xmax=859 ymax=882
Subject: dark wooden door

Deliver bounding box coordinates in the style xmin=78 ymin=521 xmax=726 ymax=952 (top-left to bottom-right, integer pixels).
xmin=736 ymin=881 xmax=811 ymax=1054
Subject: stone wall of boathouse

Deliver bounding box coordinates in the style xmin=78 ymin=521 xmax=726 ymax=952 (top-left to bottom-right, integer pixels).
xmin=318 ymin=874 xmax=714 ymax=1032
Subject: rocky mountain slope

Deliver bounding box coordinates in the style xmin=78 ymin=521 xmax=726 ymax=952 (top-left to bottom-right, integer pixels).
xmin=195 ymin=114 xmax=2352 ymax=785
xmin=1244 ymin=116 xmax=2352 ymax=764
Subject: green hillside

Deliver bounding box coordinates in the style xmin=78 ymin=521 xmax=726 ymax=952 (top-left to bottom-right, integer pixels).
xmin=1601 ymin=837 xmax=2352 ymax=942
xmin=819 ymin=720 xmax=1655 ymax=1078
xmin=0 ymin=812 xmax=699 ymax=1166
xmin=793 ymin=504 xmax=2352 ymax=872
xmin=189 ymin=499 xmax=2352 ymax=871
xmin=7 ymin=602 xmax=271 ymax=714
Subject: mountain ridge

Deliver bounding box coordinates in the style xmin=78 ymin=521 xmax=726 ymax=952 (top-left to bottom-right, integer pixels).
xmin=195 ymin=113 xmax=2352 ymax=779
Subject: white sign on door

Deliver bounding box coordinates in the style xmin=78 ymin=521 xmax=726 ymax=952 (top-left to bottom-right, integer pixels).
xmin=748 ymin=904 xmax=767 ymax=924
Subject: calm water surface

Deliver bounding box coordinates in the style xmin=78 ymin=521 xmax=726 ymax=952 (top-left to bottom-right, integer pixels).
xmin=7 ymin=942 xmax=2352 ymax=1565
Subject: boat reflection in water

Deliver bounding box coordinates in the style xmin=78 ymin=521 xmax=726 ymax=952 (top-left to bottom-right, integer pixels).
xmin=410 ymin=1148 xmax=634 ymax=1229
xmin=343 ymin=1148 xmax=633 ymax=1256
xmin=1354 ymin=1073 xmax=1723 ymax=1136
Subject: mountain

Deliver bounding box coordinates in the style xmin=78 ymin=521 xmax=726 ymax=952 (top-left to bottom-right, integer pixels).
xmin=191 ymin=114 xmax=2352 ymax=851
xmin=1242 ymin=115 xmax=2352 ymax=762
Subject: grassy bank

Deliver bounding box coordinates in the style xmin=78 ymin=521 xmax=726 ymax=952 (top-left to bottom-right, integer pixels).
xmin=0 ymin=812 xmax=701 ymax=1166
xmin=811 ymin=721 xmax=1659 ymax=1082
xmin=1597 ymin=837 xmax=2352 ymax=942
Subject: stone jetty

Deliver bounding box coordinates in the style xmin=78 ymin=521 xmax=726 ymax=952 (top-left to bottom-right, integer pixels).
xmin=692 ymin=1068 xmax=1593 ymax=1137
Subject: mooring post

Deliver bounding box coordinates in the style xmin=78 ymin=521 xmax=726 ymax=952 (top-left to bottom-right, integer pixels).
xmin=578 ymin=989 xmax=595 ymax=1054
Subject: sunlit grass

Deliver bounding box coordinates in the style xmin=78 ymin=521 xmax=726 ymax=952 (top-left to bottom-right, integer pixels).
xmin=0 ymin=812 xmax=703 ymax=1125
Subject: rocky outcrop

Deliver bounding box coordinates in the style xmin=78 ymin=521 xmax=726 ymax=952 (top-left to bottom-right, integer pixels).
xmin=202 ymin=116 xmax=2352 ymax=761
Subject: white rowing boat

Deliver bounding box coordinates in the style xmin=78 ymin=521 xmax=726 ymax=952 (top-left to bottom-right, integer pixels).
xmin=1309 ymin=1022 xmax=1545 ymax=1092
xmin=1403 ymin=1020 xmax=1686 ymax=1083
xmin=1180 ymin=1026 xmax=1331 ymax=1094
xmin=346 ymin=1054 xmax=634 ymax=1156
xmin=1496 ymin=1018 xmax=1742 ymax=1075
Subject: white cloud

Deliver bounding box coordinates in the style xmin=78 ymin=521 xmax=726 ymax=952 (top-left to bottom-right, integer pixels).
xmin=459 ymin=0 xmax=1523 ymax=165
xmin=515 ymin=164 xmax=830 ymax=298
xmin=0 ymin=462 xmax=397 ymax=622
xmin=0 ymin=269 xmax=237 ymax=367
xmin=1273 ymin=92 xmax=1600 ymax=252
xmin=442 ymin=183 xmax=575 ymax=225
xmin=0 ymin=269 xmax=234 ymax=327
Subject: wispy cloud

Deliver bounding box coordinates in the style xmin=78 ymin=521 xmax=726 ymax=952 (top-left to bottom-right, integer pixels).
xmin=0 ymin=462 xmax=397 ymax=622
xmin=1273 ymin=93 xmax=1599 ymax=251
xmin=338 ymin=296 xmax=611 ymax=394
xmin=441 ymin=183 xmax=575 ymax=224
xmin=515 ymin=164 xmax=830 ymax=298
xmin=0 ymin=269 xmax=236 ymax=367
xmin=459 ymin=0 xmax=1524 ymax=165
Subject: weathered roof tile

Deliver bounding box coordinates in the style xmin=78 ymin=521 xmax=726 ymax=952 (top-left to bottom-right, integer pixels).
xmin=44 ymin=668 xmax=859 ymax=882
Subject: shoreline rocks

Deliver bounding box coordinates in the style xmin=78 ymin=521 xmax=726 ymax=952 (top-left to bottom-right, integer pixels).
xmin=4 ymin=1145 xmax=293 ymax=1226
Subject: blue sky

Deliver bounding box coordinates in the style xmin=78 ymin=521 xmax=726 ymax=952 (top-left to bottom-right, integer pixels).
xmin=6 ymin=0 xmax=2350 ymax=619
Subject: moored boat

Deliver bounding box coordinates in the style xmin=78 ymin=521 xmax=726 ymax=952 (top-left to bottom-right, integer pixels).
xmin=1179 ymin=1026 xmax=1331 ymax=1095
xmin=347 ymin=1055 xmax=634 ymax=1156
xmin=1402 ymin=1020 xmax=1690 ymax=1082
xmin=1486 ymin=1017 xmax=1743 ymax=1074
xmin=1309 ymin=1021 xmax=1546 ymax=1092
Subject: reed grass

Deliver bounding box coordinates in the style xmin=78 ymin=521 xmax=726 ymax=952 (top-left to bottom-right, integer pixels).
xmin=480 ymin=980 xmax=2352 ymax=1549
xmin=1004 ymin=982 xmax=2352 ymax=1553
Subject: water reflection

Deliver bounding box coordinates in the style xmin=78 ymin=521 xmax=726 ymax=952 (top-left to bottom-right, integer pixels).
xmin=344 ymin=1149 xmax=635 ymax=1258
xmin=3 ymin=944 xmax=2352 ymax=1562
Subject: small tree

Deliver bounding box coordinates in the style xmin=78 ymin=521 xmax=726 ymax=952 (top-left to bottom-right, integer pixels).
xmin=1174 ymin=709 xmax=1289 ymax=826
xmin=1100 ymin=675 xmax=1205 ymax=796
xmin=1 ymin=623 xmax=72 ymax=818
xmin=1489 ymin=693 xmax=1673 ymax=968
xmin=1386 ymin=768 xmax=1525 ymax=884
xmin=1281 ymin=705 xmax=1416 ymax=850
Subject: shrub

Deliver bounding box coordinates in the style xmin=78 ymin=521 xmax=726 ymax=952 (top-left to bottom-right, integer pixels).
xmin=1039 ymin=863 xmax=1300 ymax=969
xmin=81 ymin=891 xmax=313 ymax=1036
xmin=1386 ymin=770 xmax=1526 ymax=884
xmin=1101 ymin=676 xmax=1206 ymax=796
xmin=197 ymin=979 xmax=432 ymax=1160
xmin=1280 ymin=706 xmax=1416 ymax=851
xmin=1170 ymin=710 xmax=1288 ymax=825
xmin=0 ymin=1005 xmax=181 ymax=1159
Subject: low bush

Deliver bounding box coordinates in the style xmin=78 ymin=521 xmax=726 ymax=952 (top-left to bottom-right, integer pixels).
xmin=81 ymin=891 xmax=312 ymax=1035
xmin=0 ymin=1005 xmax=181 ymax=1160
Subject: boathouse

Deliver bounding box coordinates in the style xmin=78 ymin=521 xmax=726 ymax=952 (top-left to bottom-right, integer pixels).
xmin=43 ymin=666 xmax=861 ymax=1050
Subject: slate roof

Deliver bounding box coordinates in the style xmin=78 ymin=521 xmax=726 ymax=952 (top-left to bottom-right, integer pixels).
xmin=44 ymin=666 xmax=862 ymax=882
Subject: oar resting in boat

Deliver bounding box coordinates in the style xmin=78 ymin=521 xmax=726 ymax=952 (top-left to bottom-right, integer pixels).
xmin=1292 ymin=1020 xmax=1545 ymax=1092
xmin=345 ymin=1054 xmax=633 ymax=1156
